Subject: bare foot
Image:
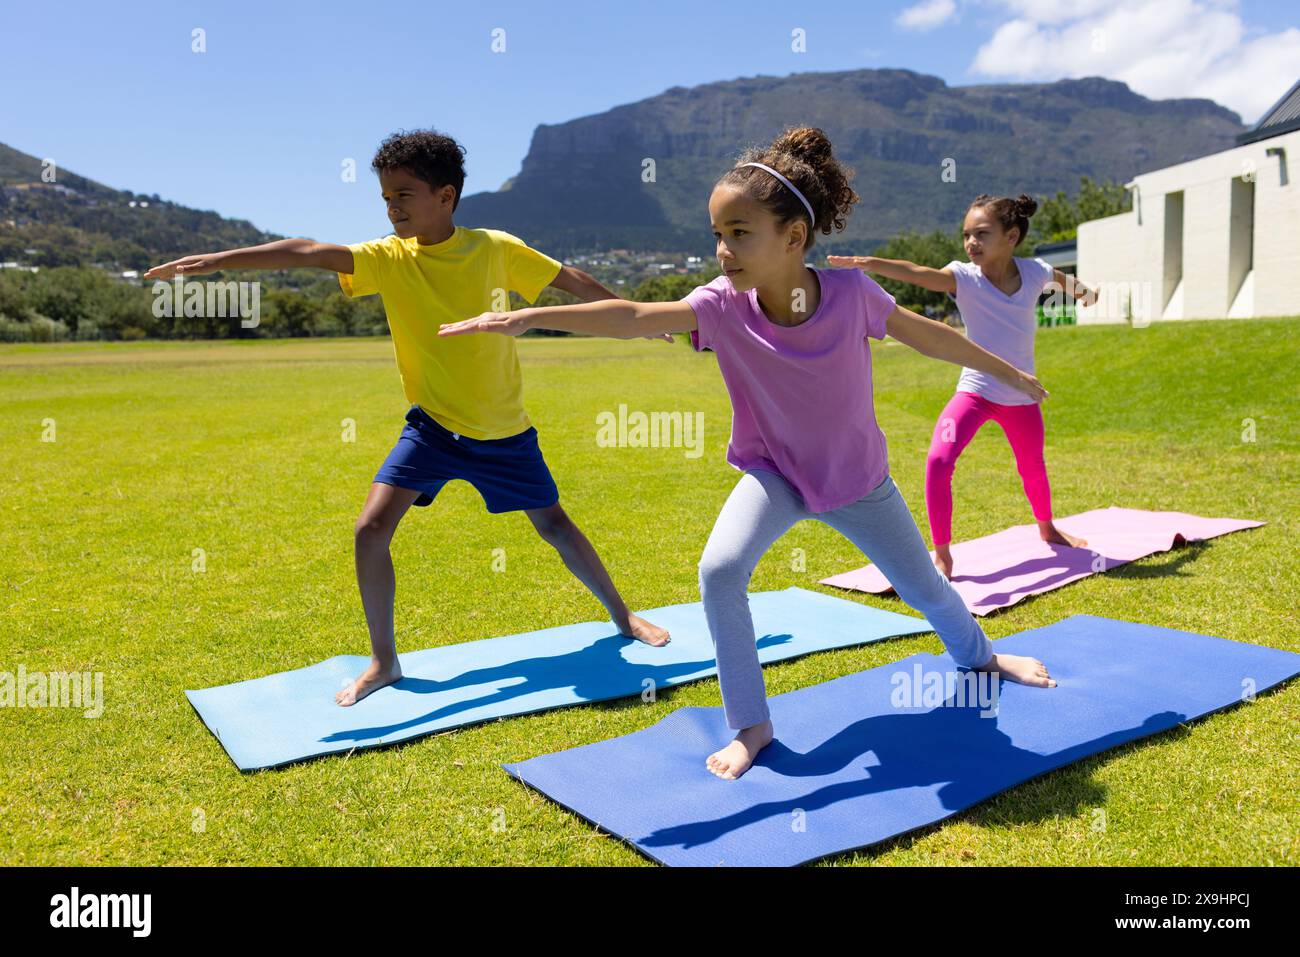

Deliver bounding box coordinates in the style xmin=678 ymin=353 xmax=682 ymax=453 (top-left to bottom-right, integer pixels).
xmin=978 ymin=652 xmax=1057 ymax=688
xmin=619 ymin=613 xmax=670 ymax=647
xmin=335 ymin=657 xmax=402 ymax=706
xmin=706 ymin=719 xmax=774 ymax=780
xmin=934 ymin=543 xmax=954 ymax=580
xmin=1039 ymin=521 xmax=1087 ymax=549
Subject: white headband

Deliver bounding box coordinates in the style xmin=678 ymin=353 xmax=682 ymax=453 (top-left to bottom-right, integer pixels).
xmin=739 ymin=161 xmax=816 ymax=228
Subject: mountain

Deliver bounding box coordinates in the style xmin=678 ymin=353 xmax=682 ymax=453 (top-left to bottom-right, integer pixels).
xmin=457 ymin=69 xmax=1245 ymax=256
xmin=0 ymin=142 xmax=278 ymax=270
xmin=1 ymin=69 xmax=1246 ymax=269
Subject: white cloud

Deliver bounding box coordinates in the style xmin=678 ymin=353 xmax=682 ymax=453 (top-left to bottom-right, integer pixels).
xmin=896 ymin=0 xmax=958 ymax=32
xmin=991 ymin=0 xmax=1147 ymax=24
xmin=968 ymin=0 xmax=1300 ymax=124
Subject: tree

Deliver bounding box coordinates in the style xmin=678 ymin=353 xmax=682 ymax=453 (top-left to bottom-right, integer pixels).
xmin=1029 ymin=176 xmax=1131 ymax=245
xmin=867 ymin=229 xmax=965 ymax=315
xmin=629 ymin=270 xmax=720 ymax=304
xmin=262 ymin=288 xmax=317 ymax=338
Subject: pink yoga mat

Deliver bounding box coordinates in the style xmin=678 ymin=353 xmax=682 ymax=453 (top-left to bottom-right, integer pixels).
xmin=819 ymin=507 xmax=1263 ymax=616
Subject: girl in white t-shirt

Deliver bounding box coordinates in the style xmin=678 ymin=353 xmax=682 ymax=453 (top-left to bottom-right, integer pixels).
xmin=830 ymin=193 xmax=1097 ymax=578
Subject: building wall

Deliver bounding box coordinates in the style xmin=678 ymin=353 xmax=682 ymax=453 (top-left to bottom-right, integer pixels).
xmin=1076 ymin=210 xmax=1144 ymax=322
xmin=1076 ymin=128 xmax=1299 ymax=322
xmin=1252 ymin=131 xmax=1300 ymax=317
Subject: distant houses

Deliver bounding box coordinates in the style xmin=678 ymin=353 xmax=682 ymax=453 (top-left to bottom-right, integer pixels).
xmin=1076 ymin=77 xmax=1300 ymax=322
xmin=0 ymin=261 xmax=138 ymax=280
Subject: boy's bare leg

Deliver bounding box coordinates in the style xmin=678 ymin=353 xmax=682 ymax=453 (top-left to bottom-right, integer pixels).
xmin=338 ymin=482 xmax=424 ymax=706
xmin=525 ymin=502 xmax=670 ymax=646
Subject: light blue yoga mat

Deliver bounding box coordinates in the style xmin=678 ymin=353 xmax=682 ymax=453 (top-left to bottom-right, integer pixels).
xmin=503 ymin=615 xmax=1300 ymax=867
xmin=186 ymin=587 xmax=932 ymax=770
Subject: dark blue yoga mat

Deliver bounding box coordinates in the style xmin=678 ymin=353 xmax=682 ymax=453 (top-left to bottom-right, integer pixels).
xmin=186 ymin=587 xmax=932 ymax=771
xmin=503 ymin=614 xmax=1300 ymax=866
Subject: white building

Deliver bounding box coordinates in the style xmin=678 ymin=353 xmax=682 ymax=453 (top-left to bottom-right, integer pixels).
xmin=1076 ymin=78 xmax=1299 ymax=323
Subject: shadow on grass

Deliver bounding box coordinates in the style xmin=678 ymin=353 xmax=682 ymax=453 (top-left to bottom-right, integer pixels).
xmin=1102 ymin=539 xmax=1211 ymax=580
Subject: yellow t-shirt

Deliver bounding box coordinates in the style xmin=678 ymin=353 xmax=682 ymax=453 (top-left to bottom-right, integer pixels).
xmin=337 ymin=227 xmax=562 ymax=439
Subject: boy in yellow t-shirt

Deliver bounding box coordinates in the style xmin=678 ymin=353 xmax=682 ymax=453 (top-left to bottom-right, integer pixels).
xmin=146 ymin=129 xmax=671 ymax=706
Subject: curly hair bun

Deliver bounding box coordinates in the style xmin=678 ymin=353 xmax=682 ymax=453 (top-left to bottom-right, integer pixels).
xmin=721 ymin=126 xmax=859 ymax=247
xmin=968 ymin=192 xmax=1039 ymax=247
xmin=771 ymin=127 xmax=836 ymax=168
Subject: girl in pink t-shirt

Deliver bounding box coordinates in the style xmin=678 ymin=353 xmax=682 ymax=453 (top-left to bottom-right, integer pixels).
xmin=831 ymin=194 xmax=1098 ymax=579
xmin=440 ymin=129 xmax=1059 ymax=780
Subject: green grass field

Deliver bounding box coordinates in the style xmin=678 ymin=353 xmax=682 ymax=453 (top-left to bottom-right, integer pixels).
xmin=2 ymin=319 xmax=1297 ymax=866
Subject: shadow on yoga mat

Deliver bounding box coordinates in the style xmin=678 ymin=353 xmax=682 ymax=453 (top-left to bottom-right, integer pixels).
xmin=820 ymin=507 xmax=1264 ymax=616
xmin=186 ymin=587 xmax=933 ymax=771
xmin=503 ymin=614 xmax=1300 ymax=867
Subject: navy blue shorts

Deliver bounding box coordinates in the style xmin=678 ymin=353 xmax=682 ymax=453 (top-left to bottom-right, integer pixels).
xmin=373 ymin=404 xmax=560 ymax=513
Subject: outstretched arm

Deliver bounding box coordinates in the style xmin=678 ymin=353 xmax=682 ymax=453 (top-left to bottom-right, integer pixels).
xmin=1052 ymin=267 xmax=1097 ymax=308
xmin=829 ymin=255 xmax=957 ymax=295
xmin=144 ymin=239 xmax=354 ymax=279
xmin=545 ymin=265 xmax=672 ymax=341
xmin=884 ymin=305 xmax=1047 ymax=402
xmin=548 ymin=265 xmax=619 ymax=302
xmin=438 ymin=298 xmax=698 ymax=341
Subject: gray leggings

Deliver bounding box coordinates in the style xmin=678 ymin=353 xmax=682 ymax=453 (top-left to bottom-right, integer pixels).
xmin=698 ymin=469 xmax=994 ymax=729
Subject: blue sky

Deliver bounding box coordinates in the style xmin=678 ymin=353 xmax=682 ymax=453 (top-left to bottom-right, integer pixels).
xmin=3 ymin=0 xmax=1297 ymax=244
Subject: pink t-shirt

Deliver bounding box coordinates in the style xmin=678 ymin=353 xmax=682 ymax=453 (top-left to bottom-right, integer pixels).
xmin=685 ymin=267 xmax=897 ymax=513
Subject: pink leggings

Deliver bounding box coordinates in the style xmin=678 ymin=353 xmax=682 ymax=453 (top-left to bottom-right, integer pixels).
xmin=924 ymin=391 xmax=1053 ymax=547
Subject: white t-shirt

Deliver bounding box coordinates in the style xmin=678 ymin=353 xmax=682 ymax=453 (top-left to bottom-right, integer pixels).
xmin=944 ymin=256 xmax=1054 ymax=406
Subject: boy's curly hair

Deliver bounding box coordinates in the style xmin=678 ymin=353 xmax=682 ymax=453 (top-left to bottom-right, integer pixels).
xmin=371 ymin=130 xmax=467 ymax=210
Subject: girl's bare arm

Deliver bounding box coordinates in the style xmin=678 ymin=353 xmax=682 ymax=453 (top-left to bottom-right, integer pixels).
xmin=884 ymin=305 xmax=1047 ymax=402
xmin=438 ymin=298 xmax=698 ymax=341
xmin=828 ymin=255 xmax=957 ymax=294
xmin=1051 ymin=267 xmax=1098 ymax=307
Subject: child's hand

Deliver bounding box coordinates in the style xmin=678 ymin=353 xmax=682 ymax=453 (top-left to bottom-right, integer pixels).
xmin=143 ymin=254 xmax=224 ymax=280
xmin=826 ymin=255 xmax=874 ymax=272
xmin=1005 ymin=369 xmax=1049 ymax=403
xmin=439 ymin=311 xmax=532 ymax=337
xmin=1074 ymin=283 xmax=1098 ymax=308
